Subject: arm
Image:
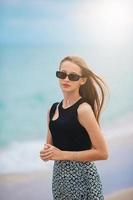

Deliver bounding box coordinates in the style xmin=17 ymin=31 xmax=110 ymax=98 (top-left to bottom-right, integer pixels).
xmin=46 ymin=109 xmax=53 ymax=145
xmin=40 ymin=109 xmax=54 ymax=161
xmin=46 ymin=129 xmax=53 ymax=145
xmin=62 ymin=103 xmax=109 ymax=161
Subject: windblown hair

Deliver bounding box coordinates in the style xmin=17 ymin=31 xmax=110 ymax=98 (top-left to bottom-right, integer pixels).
xmin=59 ymin=56 xmax=109 ymax=124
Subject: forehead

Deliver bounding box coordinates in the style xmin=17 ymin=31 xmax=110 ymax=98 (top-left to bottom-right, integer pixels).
xmin=60 ymin=61 xmax=81 ymax=73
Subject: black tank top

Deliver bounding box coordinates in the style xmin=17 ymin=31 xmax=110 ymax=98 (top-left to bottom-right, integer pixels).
xmin=49 ymin=98 xmax=92 ymax=151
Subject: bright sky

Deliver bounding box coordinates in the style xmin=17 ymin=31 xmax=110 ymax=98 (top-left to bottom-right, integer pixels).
xmin=0 ymin=0 xmax=132 ymax=45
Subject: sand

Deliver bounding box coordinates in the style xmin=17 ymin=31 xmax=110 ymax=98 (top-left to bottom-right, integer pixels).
xmin=105 ymin=187 xmax=133 ymax=200
xmin=0 ymin=132 xmax=133 ymax=200
xmin=0 ymin=170 xmax=53 ymax=200
xmin=0 ymin=171 xmax=133 ymax=200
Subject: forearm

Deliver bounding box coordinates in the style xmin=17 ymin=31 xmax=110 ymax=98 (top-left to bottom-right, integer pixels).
xmin=46 ymin=131 xmax=53 ymax=145
xmin=46 ymin=138 xmax=53 ymax=145
xmin=62 ymin=148 xmax=108 ymax=162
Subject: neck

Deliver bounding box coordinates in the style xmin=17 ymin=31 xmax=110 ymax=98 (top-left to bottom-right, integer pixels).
xmin=62 ymin=91 xmax=81 ymax=107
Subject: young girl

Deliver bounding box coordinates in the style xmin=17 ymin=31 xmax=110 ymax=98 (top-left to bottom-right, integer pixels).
xmin=40 ymin=56 xmax=109 ymax=200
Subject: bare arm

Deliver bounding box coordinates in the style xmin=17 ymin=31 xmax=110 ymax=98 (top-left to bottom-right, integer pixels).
xmin=40 ymin=109 xmax=54 ymax=162
xmin=46 ymin=109 xmax=53 ymax=145
xmin=62 ymin=103 xmax=109 ymax=162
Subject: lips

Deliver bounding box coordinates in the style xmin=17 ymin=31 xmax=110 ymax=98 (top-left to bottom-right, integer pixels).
xmin=62 ymin=83 xmax=71 ymax=87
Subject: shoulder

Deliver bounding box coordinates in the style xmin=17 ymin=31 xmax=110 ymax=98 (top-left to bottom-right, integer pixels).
xmin=48 ymin=102 xmax=59 ymax=117
xmin=77 ymin=102 xmax=96 ymax=122
xmin=77 ymin=102 xmax=98 ymax=128
xmin=77 ymin=102 xmax=93 ymax=115
xmin=49 ymin=102 xmax=59 ymax=111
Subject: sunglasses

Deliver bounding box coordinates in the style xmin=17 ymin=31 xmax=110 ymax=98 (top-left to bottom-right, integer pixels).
xmin=56 ymin=71 xmax=83 ymax=81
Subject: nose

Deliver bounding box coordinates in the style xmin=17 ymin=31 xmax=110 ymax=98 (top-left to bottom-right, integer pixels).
xmin=64 ymin=75 xmax=69 ymax=81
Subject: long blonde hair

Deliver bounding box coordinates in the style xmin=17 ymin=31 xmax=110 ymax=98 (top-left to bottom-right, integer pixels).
xmin=60 ymin=56 xmax=109 ymax=124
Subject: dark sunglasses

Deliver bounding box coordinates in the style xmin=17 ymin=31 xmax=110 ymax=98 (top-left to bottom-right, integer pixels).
xmin=56 ymin=71 xmax=83 ymax=81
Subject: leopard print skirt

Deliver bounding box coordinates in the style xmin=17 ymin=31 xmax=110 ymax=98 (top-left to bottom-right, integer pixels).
xmin=52 ymin=160 xmax=104 ymax=200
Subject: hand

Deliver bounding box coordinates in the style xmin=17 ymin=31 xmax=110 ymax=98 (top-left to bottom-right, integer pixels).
xmin=40 ymin=144 xmax=64 ymax=161
xmin=40 ymin=144 xmax=50 ymax=162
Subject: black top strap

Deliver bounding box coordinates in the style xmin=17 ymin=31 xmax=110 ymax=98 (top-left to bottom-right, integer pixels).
xmin=49 ymin=102 xmax=59 ymax=120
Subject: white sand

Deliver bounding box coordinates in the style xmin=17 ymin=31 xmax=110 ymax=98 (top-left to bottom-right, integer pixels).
xmin=105 ymin=187 xmax=133 ymax=200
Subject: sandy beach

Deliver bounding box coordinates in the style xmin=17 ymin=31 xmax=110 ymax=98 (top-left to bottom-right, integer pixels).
xmin=0 ymin=132 xmax=133 ymax=200
xmin=0 ymin=170 xmax=53 ymax=200
xmin=0 ymin=171 xmax=132 ymax=200
xmin=105 ymin=187 xmax=133 ymax=200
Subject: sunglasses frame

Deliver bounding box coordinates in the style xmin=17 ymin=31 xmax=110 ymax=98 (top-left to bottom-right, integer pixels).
xmin=56 ymin=71 xmax=83 ymax=81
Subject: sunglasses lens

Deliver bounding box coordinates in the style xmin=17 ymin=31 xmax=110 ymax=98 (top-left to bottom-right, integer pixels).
xmin=56 ymin=71 xmax=66 ymax=79
xmin=68 ymin=74 xmax=80 ymax=81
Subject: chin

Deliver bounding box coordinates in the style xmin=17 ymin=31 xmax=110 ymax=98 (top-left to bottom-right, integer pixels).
xmin=61 ymin=86 xmax=73 ymax=92
xmin=61 ymin=88 xmax=72 ymax=92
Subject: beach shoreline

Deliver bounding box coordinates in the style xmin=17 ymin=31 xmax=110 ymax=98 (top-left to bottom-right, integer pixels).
xmin=105 ymin=187 xmax=133 ymax=200
xmin=0 ymin=132 xmax=133 ymax=200
xmin=0 ymin=170 xmax=53 ymax=200
xmin=0 ymin=170 xmax=133 ymax=200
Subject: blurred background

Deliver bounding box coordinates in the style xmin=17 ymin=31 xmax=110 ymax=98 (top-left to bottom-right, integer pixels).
xmin=0 ymin=0 xmax=133 ymax=199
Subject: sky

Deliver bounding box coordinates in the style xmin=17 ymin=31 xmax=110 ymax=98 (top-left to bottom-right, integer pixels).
xmin=0 ymin=0 xmax=133 ymax=46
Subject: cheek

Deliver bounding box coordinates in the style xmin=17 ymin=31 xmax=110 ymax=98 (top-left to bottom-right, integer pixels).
xmin=71 ymin=81 xmax=81 ymax=88
xmin=58 ymin=80 xmax=64 ymax=89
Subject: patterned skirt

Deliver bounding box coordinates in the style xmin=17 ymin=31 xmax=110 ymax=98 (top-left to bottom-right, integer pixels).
xmin=52 ymin=160 xmax=104 ymax=200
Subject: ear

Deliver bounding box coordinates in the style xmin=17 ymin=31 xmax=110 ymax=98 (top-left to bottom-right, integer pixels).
xmin=80 ymin=77 xmax=87 ymax=85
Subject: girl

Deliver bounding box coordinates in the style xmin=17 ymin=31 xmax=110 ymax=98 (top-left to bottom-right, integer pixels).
xmin=40 ymin=56 xmax=109 ymax=200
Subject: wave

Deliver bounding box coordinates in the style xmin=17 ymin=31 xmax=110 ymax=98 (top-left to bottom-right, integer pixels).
xmin=0 ymin=111 xmax=133 ymax=174
xmin=0 ymin=140 xmax=54 ymax=174
xmin=102 ymin=111 xmax=133 ymax=139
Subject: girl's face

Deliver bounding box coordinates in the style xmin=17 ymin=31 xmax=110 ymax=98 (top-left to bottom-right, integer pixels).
xmin=59 ymin=61 xmax=86 ymax=93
